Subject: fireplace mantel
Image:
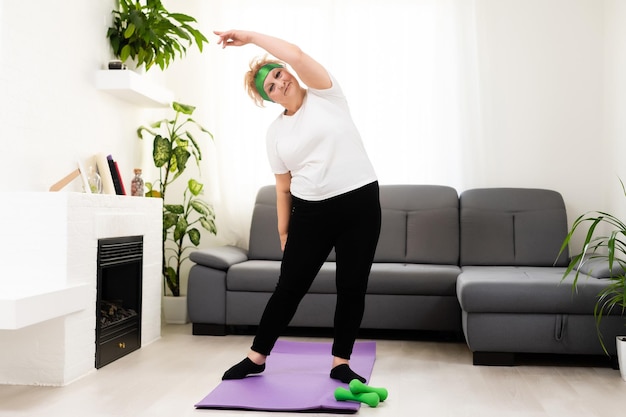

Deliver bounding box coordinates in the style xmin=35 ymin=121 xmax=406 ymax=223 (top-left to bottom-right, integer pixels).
xmin=0 ymin=192 xmax=162 ymax=386
xmin=0 ymin=284 xmax=90 ymax=330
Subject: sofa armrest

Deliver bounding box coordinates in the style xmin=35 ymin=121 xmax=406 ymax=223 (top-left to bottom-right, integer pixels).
xmin=190 ymin=246 xmax=248 ymax=270
xmin=574 ymin=257 xmax=626 ymax=278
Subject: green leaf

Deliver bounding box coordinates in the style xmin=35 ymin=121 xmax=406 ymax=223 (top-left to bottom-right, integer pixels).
xmin=118 ymin=0 xmax=130 ymax=13
xmin=137 ymin=124 xmax=159 ymax=139
xmin=172 ymin=146 xmax=190 ymax=174
xmin=168 ymin=153 xmax=179 ymax=176
xmin=164 ymin=266 xmax=179 ymax=296
xmin=188 ymin=228 xmax=201 ymax=246
xmin=128 ymin=9 xmax=146 ymax=31
xmin=150 ymin=119 xmax=168 ymax=130
xmin=164 ymin=204 xmax=184 ymax=214
xmin=188 ymin=118 xmax=214 ymax=139
xmin=191 ymin=199 xmax=212 ymax=216
xmin=174 ymin=217 xmax=188 ymax=241
xmin=124 ymin=22 xmax=136 ymax=38
xmin=137 ymin=47 xmax=146 ymax=65
xmin=187 ymin=27 xmax=208 ymax=52
xmin=170 ymin=41 xmax=184 ymax=59
xmin=163 ymin=212 xmax=179 ymax=230
xmin=200 ymin=217 xmax=217 ymax=234
xmin=188 ymin=179 xmax=203 ymax=196
xmin=185 ymin=131 xmax=203 ymax=161
xmin=108 ymin=31 xmax=121 ymax=53
xmin=172 ymin=102 xmax=195 ymax=115
xmin=171 ymin=26 xmax=190 ymax=43
xmin=120 ymin=44 xmax=131 ymax=61
xmin=168 ymin=13 xmax=196 ymax=23
xmin=153 ymin=135 xmax=172 ymax=167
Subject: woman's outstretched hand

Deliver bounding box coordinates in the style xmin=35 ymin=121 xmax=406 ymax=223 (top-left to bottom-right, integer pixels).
xmin=214 ymin=30 xmax=252 ymax=48
xmin=214 ymin=30 xmax=330 ymax=90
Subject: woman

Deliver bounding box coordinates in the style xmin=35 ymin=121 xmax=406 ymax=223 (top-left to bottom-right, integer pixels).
xmin=215 ymin=30 xmax=381 ymax=384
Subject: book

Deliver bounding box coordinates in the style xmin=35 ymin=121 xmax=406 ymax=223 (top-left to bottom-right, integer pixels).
xmin=106 ymin=155 xmax=126 ymax=195
xmin=96 ymin=153 xmax=116 ymax=194
xmin=113 ymin=160 xmax=127 ymax=195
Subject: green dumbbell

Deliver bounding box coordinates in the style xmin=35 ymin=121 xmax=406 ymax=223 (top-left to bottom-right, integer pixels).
xmin=349 ymin=379 xmax=389 ymax=401
xmin=334 ymin=387 xmax=380 ymax=408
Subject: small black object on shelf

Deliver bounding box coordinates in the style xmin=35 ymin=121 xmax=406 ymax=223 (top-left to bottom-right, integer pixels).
xmin=108 ymin=60 xmax=127 ymax=70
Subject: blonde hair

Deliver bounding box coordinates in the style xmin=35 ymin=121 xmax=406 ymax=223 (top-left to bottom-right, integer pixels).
xmin=244 ymin=55 xmax=285 ymax=107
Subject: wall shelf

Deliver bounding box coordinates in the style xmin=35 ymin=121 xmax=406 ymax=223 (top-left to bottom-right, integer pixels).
xmin=95 ymin=70 xmax=174 ymax=107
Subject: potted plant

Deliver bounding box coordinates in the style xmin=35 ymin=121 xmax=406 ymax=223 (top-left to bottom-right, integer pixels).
xmin=138 ymin=102 xmax=216 ymax=322
xmin=558 ymin=179 xmax=626 ymax=376
xmin=107 ymin=0 xmax=208 ymax=71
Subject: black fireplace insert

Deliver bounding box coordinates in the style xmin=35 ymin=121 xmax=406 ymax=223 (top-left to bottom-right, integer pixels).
xmin=96 ymin=235 xmax=143 ymax=368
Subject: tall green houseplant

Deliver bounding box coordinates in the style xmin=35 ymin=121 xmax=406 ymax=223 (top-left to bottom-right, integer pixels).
xmin=107 ymin=0 xmax=208 ymax=71
xmin=559 ymin=178 xmax=626 ymax=353
xmin=138 ymin=102 xmax=217 ymax=296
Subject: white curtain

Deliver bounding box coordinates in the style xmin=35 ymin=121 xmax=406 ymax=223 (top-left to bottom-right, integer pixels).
xmin=180 ymin=0 xmax=483 ymax=248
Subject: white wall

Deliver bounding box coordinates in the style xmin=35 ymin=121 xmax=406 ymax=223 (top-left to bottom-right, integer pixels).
xmin=605 ymin=0 xmax=626 ymax=221
xmin=1 ymin=0 xmax=625 ymax=252
xmin=475 ymin=0 xmax=604 ymax=212
xmin=474 ymin=0 xmax=625 ymax=246
xmin=0 ymin=0 xmax=153 ymax=193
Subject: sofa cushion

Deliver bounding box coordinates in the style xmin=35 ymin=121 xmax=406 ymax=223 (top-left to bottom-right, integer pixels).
xmin=189 ymin=246 xmax=248 ymax=270
xmin=248 ymin=184 xmax=460 ymax=265
xmin=227 ymin=261 xmax=460 ymax=296
xmin=227 ymin=261 xmax=333 ymax=292
xmin=248 ymin=186 xmax=282 ymax=261
xmin=457 ymin=266 xmax=605 ymax=314
xmin=460 ymin=188 xmax=569 ymax=266
xmin=373 ymin=208 xmax=407 ymax=262
xmin=406 ymin=207 xmax=459 ymax=265
xmin=377 ymin=185 xmax=459 ymax=264
xmin=367 ymin=263 xmax=460 ymax=295
xmin=460 ymin=210 xmax=515 ymax=265
xmin=574 ymin=257 xmax=626 ymax=278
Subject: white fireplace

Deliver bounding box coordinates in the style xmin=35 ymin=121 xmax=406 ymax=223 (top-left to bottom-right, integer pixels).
xmin=0 ymin=192 xmax=162 ymax=386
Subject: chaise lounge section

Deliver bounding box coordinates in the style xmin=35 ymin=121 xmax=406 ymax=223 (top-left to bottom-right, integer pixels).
xmin=456 ymin=187 xmax=624 ymax=364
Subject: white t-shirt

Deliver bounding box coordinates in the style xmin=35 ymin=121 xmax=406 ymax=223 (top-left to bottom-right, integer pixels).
xmin=265 ymin=74 xmax=377 ymax=201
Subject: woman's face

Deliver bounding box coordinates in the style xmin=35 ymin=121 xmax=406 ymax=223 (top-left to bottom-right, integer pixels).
xmin=263 ymin=67 xmax=299 ymax=104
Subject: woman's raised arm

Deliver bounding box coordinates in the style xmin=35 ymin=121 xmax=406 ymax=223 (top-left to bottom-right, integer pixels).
xmin=214 ymin=30 xmax=331 ymax=90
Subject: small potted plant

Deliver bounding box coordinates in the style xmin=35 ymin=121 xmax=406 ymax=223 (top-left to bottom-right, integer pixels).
xmin=107 ymin=0 xmax=208 ymax=71
xmin=558 ymin=178 xmax=626 ymax=377
xmin=138 ymin=102 xmax=216 ymax=323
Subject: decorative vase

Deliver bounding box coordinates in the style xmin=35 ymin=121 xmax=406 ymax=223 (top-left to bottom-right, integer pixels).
xmin=162 ymin=295 xmax=189 ymax=324
xmin=87 ymin=166 xmax=103 ymax=194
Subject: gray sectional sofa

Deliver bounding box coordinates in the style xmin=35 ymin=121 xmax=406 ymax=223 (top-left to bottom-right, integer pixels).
xmin=188 ymin=185 xmax=624 ymax=364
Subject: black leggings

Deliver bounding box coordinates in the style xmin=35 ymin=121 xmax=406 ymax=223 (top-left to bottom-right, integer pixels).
xmin=251 ymin=181 xmax=381 ymax=360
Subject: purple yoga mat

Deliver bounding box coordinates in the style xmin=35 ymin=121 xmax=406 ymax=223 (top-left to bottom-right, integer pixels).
xmin=195 ymin=340 xmax=376 ymax=413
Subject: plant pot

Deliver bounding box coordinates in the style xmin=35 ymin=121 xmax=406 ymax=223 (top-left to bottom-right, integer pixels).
xmin=618 ymin=336 xmax=626 ymax=381
xmin=162 ymin=295 xmax=189 ymax=324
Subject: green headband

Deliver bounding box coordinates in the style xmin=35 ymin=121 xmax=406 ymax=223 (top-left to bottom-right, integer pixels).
xmin=255 ymin=63 xmax=283 ymax=102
